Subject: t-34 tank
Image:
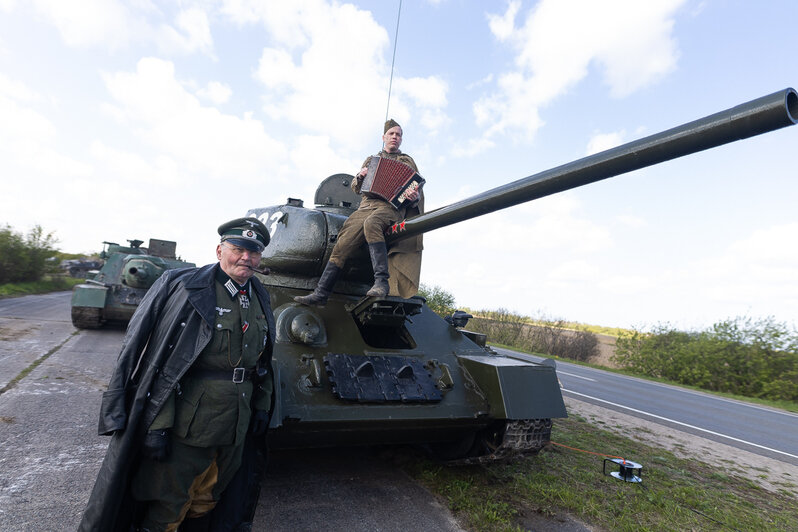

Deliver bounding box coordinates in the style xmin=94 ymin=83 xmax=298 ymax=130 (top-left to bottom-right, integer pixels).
xmin=71 ymin=239 xmax=195 ymax=329
xmin=247 ymin=88 xmax=797 ymax=461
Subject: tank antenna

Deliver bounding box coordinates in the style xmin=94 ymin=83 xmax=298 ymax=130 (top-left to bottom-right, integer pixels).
xmin=384 ymin=0 xmax=403 ymax=123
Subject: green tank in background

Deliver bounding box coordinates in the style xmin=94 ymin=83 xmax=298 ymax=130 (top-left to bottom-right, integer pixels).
xmin=59 ymin=258 xmax=103 ymax=278
xmin=71 ymin=238 xmax=195 ymax=329
xmin=246 ymin=89 xmax=796 ymax=461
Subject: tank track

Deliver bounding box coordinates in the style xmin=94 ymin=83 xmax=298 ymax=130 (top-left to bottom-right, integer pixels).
xmin=455 ymin=418 xmax=553 ymax=464
xmin=498 ymin=418 xmax=552 ymax=456
xmin=71 ymin=307 xmax=102 ymax=329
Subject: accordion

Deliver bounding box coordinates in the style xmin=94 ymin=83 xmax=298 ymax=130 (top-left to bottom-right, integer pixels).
xmin=360 ymin=156 xmax=425 ymax=209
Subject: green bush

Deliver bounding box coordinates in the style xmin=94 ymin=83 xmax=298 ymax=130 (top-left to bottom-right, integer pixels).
xmin=418 ymin=283 xmax=456 ymax=318
xmin=613 ymin=316 xmax=798 ymax=402
xmin=0 ymin=224 xmax=59 ymax=284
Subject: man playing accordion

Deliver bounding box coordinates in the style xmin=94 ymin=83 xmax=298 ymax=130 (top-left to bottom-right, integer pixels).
xmin=294 ymin=119 xmax=424 ymax=306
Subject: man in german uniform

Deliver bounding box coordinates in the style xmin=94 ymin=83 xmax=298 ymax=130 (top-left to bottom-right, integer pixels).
xmin=79 ymin=218 xmax=275 ymax=532
xmin=294 ymin=119 xmax=424 ymax=305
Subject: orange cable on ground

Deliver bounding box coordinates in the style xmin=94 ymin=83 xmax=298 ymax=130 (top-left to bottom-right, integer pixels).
xmin=547 ymin=441 xmax=626 ymax=463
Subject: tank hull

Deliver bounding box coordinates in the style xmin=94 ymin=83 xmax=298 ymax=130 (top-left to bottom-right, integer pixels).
xmin=261 ymin=283 xmax=566 ymax=459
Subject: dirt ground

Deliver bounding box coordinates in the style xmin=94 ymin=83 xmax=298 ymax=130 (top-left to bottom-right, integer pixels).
xmin=564 ymin=396 xmax=798 ymax=498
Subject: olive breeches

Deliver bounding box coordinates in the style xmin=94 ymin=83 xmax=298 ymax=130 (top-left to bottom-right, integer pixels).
xmin=328 ymin=200 xmax=398 ymax=268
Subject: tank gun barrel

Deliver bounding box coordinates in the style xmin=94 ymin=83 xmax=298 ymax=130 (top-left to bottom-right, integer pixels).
xmin=387 ymin=88 xmax=798 ymax=242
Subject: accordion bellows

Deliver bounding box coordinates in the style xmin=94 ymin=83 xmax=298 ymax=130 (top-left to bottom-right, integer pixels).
xmin=361 ymin=156 xmax=425 ymax=209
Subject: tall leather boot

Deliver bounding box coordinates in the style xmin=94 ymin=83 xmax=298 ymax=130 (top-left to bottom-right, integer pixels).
xmin=294 ymin=263 xmax=341 ymax=306
xmin=366 ymin=241 xmax=389 ymax=297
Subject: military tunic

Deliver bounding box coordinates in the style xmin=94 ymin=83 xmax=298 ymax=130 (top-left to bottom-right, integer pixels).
xmin=328 ymin=150 xmax=424 ymax=297
xmin=131 ymin=275 xmax=270 ymax=531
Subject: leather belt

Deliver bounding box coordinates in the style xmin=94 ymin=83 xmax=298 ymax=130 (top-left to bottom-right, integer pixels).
xmin=188 ymin=367 xmax=256 ymax=384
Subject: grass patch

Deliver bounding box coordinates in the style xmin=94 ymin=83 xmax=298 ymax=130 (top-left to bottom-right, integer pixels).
xmin=0 ymin=275 xmax=83 ymax=298
xmin=404 ymin=415 xmax=798 ymax=531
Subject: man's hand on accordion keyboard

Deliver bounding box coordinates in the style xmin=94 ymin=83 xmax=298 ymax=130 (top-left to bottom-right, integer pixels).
xmin=404 ymin=188 xmax=419 ymax=202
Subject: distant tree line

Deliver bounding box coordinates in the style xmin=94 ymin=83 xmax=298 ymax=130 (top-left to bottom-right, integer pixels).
xmin=613 ymin=316 xmax=798 ymax=402
xmin=417 ymin=284 xmax=599 ymax=362
xmin=467 ymin=309 xmax=599 ymax=363
xmin=420 ymin=284 xmax=797 ymax=404
xmin=0 ymin=224 xmax=58 ymax=284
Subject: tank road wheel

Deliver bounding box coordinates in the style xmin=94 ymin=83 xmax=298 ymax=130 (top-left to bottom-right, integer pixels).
xmin=428 ymin=432 xmax=477 ymax=461
xmin=71 ymin=307 xmax=103 ymax=329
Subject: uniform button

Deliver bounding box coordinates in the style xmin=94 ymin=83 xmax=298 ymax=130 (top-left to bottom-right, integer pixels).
xmin=217 ymin=324 xmax=222 ymax=329
xmin=244 ymin=344 xmax=248 ymax=348
xmin=180 ymin=322 xmax=186 ymax=327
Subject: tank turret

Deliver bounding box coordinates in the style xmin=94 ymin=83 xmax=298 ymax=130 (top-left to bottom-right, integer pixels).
xmin=122 ymin=256 xmax=171 ymax=289
xmin=245 ymin=88 xmax=796 ymax=461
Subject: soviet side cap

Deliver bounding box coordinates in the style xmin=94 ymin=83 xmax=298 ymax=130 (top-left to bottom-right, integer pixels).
xmin=218 ymin=217 xmax=269 ymax=252
xmin=384 ymin=118 xmax=400 ymax=133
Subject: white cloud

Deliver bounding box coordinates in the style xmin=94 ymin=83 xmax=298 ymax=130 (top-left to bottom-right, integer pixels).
xmin=450 ymin=137 xmax=495 ymax=158
xmin=586 ymin=130 xmax=626 ymax=155
xmin=32 ymin=0 xmax=135 ymax=49
xmin=197 ymin=81 xmax=232 ymax=104
xmin=89 ymin=140 xmax=183 ymax=187
xmin=101 ymin=57 xmax=287 ymax=184
xmin=487 ymin=0 xmax=520 ymax=41
xmin=600 ymin=223 xmax=798 ymax=328
xmin=248 ymin=3 xmax=391 ymax=151
xmin=395 ymin=76 xmax=448 ymax=109
xmin=614 ymin=214 xmax=647 ymax=228
xmin=394 ymin=76 xmax=450 ymax=134
xmin=29 ymin=0 xmax=215 ymax=56
xmin=0 ymin=82 xmax=91 ymax=177
xmin=0 ymin=73 xmax=39 ymax=102
xmin=548 ymin=260 xmax=598 ymax=282
xmin=289 ymin=134 xmax=360 ymax=186
xmin=158 ymin=7 xmax=215 ymax=56
xmin=466 ymin=73 xmax=494 ymax=91
xmin=474 ymin=0 xmax=685 ymax=141
xmin=228 ymin=0 xmax=449 ymax=153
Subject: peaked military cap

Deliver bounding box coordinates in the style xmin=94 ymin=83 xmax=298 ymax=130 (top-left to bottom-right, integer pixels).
xmin=384 ymin=118 xmax=400 ymax=133
xmin=218 ymin=217 xmax=269 ymax=252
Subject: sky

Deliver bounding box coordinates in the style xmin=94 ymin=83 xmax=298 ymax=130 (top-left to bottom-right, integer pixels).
xmin=1 ymin=0 xmax=797 ymax=331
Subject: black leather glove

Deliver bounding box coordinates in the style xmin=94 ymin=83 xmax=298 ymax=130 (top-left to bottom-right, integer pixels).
xmin=250 ymin=410 xmax=270 ymax=436
xmin=142 ymin=429 xmax=171 ymax=461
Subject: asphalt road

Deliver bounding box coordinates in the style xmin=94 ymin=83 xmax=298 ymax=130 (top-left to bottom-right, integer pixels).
xmin=0 ymin=292 xmax=467 ymax=532
xmin=495 ymin=346 xmax=798 ymax=466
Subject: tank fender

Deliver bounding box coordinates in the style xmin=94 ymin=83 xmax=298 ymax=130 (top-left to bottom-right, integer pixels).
xmin=458 ymin=355 xmax=567 ymax=419
xmin=70 ymin=284 xmax=109 ymax=309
